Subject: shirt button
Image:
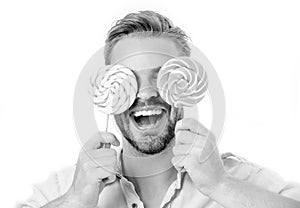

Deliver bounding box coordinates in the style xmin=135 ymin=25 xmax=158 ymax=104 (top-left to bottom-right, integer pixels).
xmin=132 ymin=203 xmax=138 ymax=208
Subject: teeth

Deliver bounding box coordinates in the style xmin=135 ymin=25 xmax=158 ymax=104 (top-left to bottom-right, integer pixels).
xmin=133 ymin=109 xmax=163 ymax=117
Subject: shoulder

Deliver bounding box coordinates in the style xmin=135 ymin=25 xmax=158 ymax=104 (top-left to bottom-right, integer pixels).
xmin=37 ymin=164 xmax=76 ymax=196
xmin=16 ymin=165 xmax=76 ymax=208
xmin=221 ymin=152 xmax=300 ymax=201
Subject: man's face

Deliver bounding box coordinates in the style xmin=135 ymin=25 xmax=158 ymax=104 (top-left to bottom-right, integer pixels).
xmin=110 ymin=37 xmax=184 ymax=155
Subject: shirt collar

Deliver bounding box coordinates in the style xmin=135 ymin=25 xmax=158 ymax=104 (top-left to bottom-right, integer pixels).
xmin=117 ymin=148 xmax=185 ymax=201
xmin=116 ymin=147 xmax=185 ymax=208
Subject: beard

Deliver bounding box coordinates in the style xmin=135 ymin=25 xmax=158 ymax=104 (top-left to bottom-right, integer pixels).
xmin=123 ymin=123 xmax=175 ymax=155
xmin=114 ymin=96 xmax=183 ymax=155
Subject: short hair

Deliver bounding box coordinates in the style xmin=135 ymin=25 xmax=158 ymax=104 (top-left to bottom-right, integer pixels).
xmin=104 ymin=10 xmax=191 ymax=65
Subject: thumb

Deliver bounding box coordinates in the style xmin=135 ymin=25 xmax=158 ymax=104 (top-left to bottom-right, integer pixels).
xmin=102 ymin=174 xmax=117 ymax=185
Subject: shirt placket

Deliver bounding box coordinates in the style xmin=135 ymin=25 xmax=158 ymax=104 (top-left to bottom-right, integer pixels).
xmin=116 ymin=149 xmax=185 ymax=208
xmin=160 ymin=171 xmax=185 ymax=208
xmin=117 ymin=150 xmax=144 ymax=208
xmin=119 ymin=176 xmax=144 ymax=208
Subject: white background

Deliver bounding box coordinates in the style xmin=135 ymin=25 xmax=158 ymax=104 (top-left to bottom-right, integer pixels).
xmin=0 ymin=0 xmax=299 ymax=207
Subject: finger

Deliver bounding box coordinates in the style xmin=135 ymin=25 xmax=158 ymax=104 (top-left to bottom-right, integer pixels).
xmin=88 ymin=156 xmax=118 ymax=167
xmin=86 ymin=168 xmax=117 ymax=184
xmin=102 ymin=143 xmax=111 ymax=148
xmin=89 ymin=148 xmax=117 ymax=158
xmin=175 ymin=130 xmax=207 ymax=145
xmin=82 ymin=158 xmax=117 ymax=170
xmin=173 ymin=144 xmax=190 ymax=155
xmin=82 ymin=150 xmax=118 ymax=168
xmin=102 ymin=174 xmax=117 ymax=185
xmin=173 ymin=143 xmax=206 ymax=157
xmin=171 ymin=155 xmax=188 ymax=170
xmin=175 ymin=130 xmax=194 ymax=144
xmin=172 ymin=144 xmax=198 ymax=155
xmin=175 ymin=118 xmax=208 ymax=135
xmin=80 ymin=148 xmax=117 ymax=162
xmin=83 ymin=157 xmax=118 ymax=173
xmin=83 ymin=132 xmax=120 ymax=150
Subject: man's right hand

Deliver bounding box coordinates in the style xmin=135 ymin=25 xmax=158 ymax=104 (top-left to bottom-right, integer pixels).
xmin=65 ymin=131 xmax=120 ymax=208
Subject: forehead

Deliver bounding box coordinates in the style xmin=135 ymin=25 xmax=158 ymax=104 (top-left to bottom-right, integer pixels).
xmin=109 ymin=37 xmax=182 ymax=71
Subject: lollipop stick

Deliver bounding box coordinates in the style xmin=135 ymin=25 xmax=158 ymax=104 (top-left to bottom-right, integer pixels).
xmin=105 ymin=114 xmax=109 ymax=132
xmin=104 ymin=114 xmax=110 ymax=148
xmin=104 ymin=114 xmax=122 ymax=179
xmin=100 ymin=114 xmax=112 ymax=183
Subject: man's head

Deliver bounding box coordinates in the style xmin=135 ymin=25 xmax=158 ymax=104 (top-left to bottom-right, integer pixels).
xmin=104 ymin=10 xmax=191 ymax=155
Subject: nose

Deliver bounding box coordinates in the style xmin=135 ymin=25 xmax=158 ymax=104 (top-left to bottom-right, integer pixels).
xmin=136 ymin=80 xmax=159 ymax=100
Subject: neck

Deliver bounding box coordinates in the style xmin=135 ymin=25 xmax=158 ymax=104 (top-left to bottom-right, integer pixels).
xmin=121 ymin=138 xmax=177 ymax=201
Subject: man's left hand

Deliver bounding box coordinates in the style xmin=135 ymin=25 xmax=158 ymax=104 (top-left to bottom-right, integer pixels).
xmin=171 ymin=118 xmax=227 ymax=195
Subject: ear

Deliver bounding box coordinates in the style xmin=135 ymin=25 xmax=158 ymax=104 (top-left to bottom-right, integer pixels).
xmin=157 ymin=56 xmax=208 ymax=108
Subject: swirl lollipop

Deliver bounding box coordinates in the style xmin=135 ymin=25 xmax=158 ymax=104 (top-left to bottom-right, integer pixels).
xmin=91 ymin=64 xmax=138 ymax=115
xmin=89 ymin=64 xmax=137 ymax=179
xmin=158 ymin=57 xmax=213 ymax=170
xmin=157 ymin=56 xmax=208 ymax=108
xmin=90 ymin=64 xmax=137 ymax=142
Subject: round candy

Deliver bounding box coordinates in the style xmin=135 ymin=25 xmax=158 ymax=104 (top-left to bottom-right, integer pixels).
xmin=157 ymin=56 xmax=208 ymax=108
xmin=91 ymin=64 xmax=138 ymax=115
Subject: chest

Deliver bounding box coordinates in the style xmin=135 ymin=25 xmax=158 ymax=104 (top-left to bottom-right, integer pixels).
xmin=96 ymin=177 xmax=221 ymax=208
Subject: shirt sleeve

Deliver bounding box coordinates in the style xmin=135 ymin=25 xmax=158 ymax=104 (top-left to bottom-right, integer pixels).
xmin=222 ymin=152 xmax=300 ymax=202
xmin=16 ymin=165 xmax=76 ymax=208
xmin=254 ymin=167 xmax=300 ymax=202
xmin=279 ymin=181 xmax=300 ymax=201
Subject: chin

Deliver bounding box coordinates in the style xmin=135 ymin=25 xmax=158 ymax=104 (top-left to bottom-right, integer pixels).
xmin=126 ymin=124 xmax=175 ymax=155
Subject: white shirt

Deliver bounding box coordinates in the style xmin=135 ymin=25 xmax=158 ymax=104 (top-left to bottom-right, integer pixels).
xmin=16 ymin=152 xmax=300 ymax=208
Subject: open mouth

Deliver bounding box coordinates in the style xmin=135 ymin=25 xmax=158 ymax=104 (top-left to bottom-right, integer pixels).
xmin=130 ymin=107 xmax=167 ymax=129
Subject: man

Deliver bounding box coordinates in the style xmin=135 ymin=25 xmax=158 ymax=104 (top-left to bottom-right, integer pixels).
xmin=18 ymin=10 xmax=300 ymax=208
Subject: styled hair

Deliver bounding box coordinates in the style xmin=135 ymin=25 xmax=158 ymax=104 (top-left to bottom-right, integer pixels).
xmin=104 ymin=10 xmax=191 ymax=64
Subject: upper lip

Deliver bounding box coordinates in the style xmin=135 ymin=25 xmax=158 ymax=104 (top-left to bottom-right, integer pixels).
xmin=129 ymin=106 xmax=167 ymax=116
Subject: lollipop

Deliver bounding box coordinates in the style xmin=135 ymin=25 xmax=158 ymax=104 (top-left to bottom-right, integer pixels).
xmin=158 ymin=57 xmax=210 ymax=172
xmin=91 ymin=64 xmax=138 ymax=115
xmin=89 ymin=64 xmax=137 ymax=179
xmin=157 ymin=56 xmax=208 ymax=108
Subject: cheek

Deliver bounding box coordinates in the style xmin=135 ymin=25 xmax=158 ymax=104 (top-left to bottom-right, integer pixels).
xmin=114 ymin=114 xmax=129 ymax=129
xmin=170 ymin=107 xmax=184 ymax=123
